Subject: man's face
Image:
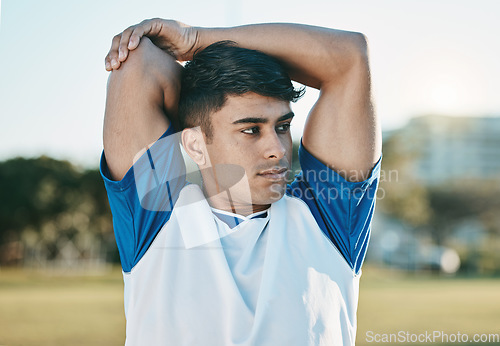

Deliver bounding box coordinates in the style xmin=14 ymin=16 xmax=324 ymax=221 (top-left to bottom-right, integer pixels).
xmin=202 ymin=92 xmax=293 ymax=210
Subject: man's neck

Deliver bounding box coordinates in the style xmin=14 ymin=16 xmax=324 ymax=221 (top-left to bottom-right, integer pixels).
xmin=202 ymin=187 xmax=270 ymax=216
xmin=207 ymin=197 xmax=270 ymax=216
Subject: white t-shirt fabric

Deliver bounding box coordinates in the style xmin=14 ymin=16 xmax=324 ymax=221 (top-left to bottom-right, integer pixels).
xmin=124 ymin=184 xmax=358 ymax=346
xmin=100 ymin=124 xmax=381 ymax=345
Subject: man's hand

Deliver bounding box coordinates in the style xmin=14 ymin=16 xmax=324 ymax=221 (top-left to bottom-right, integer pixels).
xmin=105 ymin=18 xmax=199 ymax=71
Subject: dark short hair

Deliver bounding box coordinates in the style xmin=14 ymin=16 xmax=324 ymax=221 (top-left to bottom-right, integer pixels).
xmin=178 ymin=41 xmax=304 ymax=140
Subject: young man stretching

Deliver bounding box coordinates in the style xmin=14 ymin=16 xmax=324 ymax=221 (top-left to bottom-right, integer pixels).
xmin=101 ymin=19 xmax=381 ymax=345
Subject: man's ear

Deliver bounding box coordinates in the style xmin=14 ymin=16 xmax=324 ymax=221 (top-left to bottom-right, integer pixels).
xmin=181 ymin=127 xmax=209 ymax=167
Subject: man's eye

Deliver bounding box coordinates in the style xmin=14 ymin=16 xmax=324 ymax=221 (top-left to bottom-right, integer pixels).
xmin=276 ymin=123 xmax=291 ymax=133
xmin=242 ymin=127 xmax=260 ymax=135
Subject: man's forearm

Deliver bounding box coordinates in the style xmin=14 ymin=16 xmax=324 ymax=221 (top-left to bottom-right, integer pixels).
xmin=192 ymin=23 xmax=379 ymax=178
xmin=195 ymin=23 xmax=368 ymax=89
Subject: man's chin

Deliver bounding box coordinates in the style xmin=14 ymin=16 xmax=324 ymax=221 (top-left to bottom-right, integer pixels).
xmin=254 ymin=183 xmax=286 ymax=205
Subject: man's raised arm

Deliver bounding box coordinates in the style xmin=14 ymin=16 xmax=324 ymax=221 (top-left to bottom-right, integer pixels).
xmin=103 ymin=37 xmax=182 ymax=181
xmin=106 ymin=20 xmax=381 ymax=181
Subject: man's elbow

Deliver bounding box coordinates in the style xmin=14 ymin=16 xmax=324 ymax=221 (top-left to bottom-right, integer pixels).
xmin=350 ymin=32 xmax=369 ymax=64
xmin=324 ymin=31 xmax=370 ymax=79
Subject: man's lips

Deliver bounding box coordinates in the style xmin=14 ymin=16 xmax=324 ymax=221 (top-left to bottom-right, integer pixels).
xmin=257 ymin=167 xmax=288 ymax=180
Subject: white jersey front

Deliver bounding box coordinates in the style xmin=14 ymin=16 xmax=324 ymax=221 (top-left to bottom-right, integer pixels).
xmin=100 ymin=124 xmax=381 ymax=345
xmin=124 ymin=184 xmax=358 ymax=346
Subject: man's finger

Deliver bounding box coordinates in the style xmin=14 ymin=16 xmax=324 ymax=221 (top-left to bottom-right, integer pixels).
xmin=118 ymin=27 xmax=136 ymax=62
xmin=128 ymin=26 xmax=146 ymax=50
xmin=106 ymin=34 xmax=122 ymax=71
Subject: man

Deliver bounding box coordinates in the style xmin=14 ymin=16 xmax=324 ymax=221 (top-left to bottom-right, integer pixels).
xmin=101 ymin=19 xmax=381 ymax=345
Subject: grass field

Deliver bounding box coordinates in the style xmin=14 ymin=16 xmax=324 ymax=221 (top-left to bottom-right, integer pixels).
xmin=0 ymin=266 xmax=499 ymax=345
xmin=357 ymin=267 xmax=500 ymax=345
xmin=0 ymin=268 xmax=125 ymax=346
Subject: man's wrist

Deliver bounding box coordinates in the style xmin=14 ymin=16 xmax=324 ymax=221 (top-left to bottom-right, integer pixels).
xmin=191 ymin=27 xmax=208 ymax=57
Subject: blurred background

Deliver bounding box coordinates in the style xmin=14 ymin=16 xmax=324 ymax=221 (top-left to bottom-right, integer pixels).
xmin=1 ymin=0 xmax=499 ymax=345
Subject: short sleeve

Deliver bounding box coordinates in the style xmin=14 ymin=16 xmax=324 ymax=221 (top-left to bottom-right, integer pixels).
xmin=100 ymin=124 xmax=186 ymax=272
xmin=287 ymin=141 xmax=381 ymax=274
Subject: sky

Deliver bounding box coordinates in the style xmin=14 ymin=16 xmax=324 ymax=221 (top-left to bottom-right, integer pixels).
xmin=1 ymin=0 xmax=499 ymax=167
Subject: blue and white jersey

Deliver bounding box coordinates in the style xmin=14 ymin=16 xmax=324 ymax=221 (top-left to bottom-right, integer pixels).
xmin=101 ymin=123 xmax=381 ymax=346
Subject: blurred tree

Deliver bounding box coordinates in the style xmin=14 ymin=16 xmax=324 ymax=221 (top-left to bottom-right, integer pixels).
xmin=377 ymin=131 xmax=500 ymax=274
xmin=376 ymin=133 xmax=431 ymax=227
xmin=427 ymin=181 xmax=500 ymax=274
xmin=0 ymin=156 xmax=114 ymax=266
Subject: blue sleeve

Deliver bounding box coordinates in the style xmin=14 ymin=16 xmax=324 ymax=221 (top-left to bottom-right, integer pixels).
xmin=287 ymin=141 xmax=381 ymax=274
xmin=100 ymin=124 xmax=186 ymax=273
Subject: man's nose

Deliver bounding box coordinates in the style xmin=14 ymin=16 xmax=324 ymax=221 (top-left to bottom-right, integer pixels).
xmin=263 ymin=131 xmax=286 ymax=160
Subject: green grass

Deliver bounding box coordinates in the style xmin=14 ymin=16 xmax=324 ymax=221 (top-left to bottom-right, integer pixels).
xmin=1 ymin=266 xmax=499 ymax=345
xmin=357 ymin=267 xmax=500 ymax=345
xmin=0 ymin=268 xmax=125 ymax=346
